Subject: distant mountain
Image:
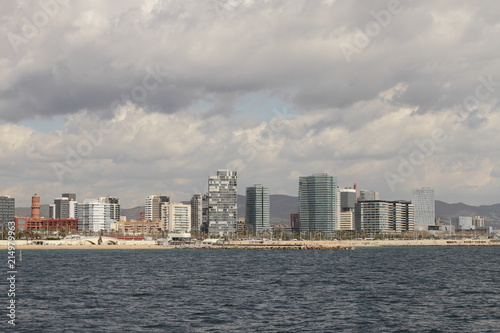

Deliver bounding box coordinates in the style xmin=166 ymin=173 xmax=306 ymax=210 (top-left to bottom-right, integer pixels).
xmin=435 ymin=200 xmax=500 ymax=226
xmin=121 ymin=206 xmax=145 ymax=221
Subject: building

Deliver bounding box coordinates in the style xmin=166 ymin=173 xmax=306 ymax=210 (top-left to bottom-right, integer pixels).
xmin=76 ymin=199 xmax=112 ymax=232
xmin=161 ymin=202 xmax=191 ymax=233
xmin=98 ymin=196 xmax=121 ymax=222
xmin=49 ymin=193 xmax=77 ymax=219
xmin=114 ymin=220 xmax=162 ymax=234
xmin=298 ymin=173 xmax=340 ymax=236
xmin=411 ymin=187 xmax=435 ymax=226
xmin=340 ymin=188 xmax=357 ymax=211
xmin=144 ymin=194 xmax=170 ymax=221
xmin=190 ymin=194 xmax=204 ymax=233
xmin=15 ymin=217 xmax=78 ymax=232
xmin=208 ymin=170 xmax=238 ymax=235
xmin=0 ymin=195 xmax=15 ymax=229
xmin=339 ymin=211 xmax=355 ymax=230
xmin=472 ymin=216 xmax=485 ymax=228
xmin=359 ymin=190 xmax=379 ymax=201
xmin=290 ymin=213 xmax=300 ymax=234
xmin=236 ymin=218 xmax=246 ymax=234
xmin=355 ymin=200 xmax=414 ymax=234
xmin=245 ymin=185 xmax=270 ymax=234
xmin=31 ymin=194 xmax=41 ymax=219
xmin=451 ymin=216 xmax=474 ymax=230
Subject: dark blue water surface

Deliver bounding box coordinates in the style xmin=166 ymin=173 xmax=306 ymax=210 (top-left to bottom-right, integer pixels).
xmin=2 ymin=247 xmax=500 ymax=332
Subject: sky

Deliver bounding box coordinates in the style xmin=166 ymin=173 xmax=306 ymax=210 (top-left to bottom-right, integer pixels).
xmin=1 ymin=0 xmax=500 ymax=208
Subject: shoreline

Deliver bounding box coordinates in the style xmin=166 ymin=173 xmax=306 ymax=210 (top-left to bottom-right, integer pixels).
xmin=2 ymin=238 xmax=499 ymax=250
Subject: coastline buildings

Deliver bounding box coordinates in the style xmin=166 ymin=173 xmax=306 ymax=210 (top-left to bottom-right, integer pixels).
xmin=161 ymin=202 xmax=191 ymax=233
xmin=98 ymin=196 xmax=121 ymax=222
xmin=0 ymin=195 xmax=15 ymax=229
xmin=299 ymin=173 xmax=340 ymax=236
xmin=76 ymin=199 xmax=112 ymax=232
xmin=355 ymin=200 xmax=414 ymax=234
xmin=359 ymin=190 xmax=379 ymax=201
xmin=411 ymin=187 xmax=435 ymax=226
xmin=245 ymin=185 xmax=270 ymax=234
xmin=190 ymin=194 xmax=204 ymax=233
xmin=145 ymin=194 xmax=170 ymax=221
xmin=340 ymin=188 xmax=356 ymax=230
xmin=15 ymin=194 xmax=78 ymax=232
xmin=49 ymin=193 xmax=77 ymax=219
xmin=208 ymin=170 xmax=238 ymax=235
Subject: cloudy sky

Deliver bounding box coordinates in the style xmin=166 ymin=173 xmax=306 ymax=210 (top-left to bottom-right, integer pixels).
xmin=1 ymin=0 xmax=499 ymax=207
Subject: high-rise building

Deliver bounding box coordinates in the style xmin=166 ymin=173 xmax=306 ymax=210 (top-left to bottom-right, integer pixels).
xmin=340 ymin=188 xmax=357 ymax=211
xmin=76 ymin=199 xmax=112 ymax=232
xmin=299 ymin=173 xmax=340 ymax=236
xmin=190 ymin=194 xmax=204 ymax=233
xmin=145 ymin=195 xmax=170 ymax=221
xmin=208 ymin=170 xmax=237 ymax=235
xmin=98 ymin=196 xmax=121 ymax=222
xmin=411 ymin=187 xmax=435 ymax=226
xmin=359 ymin=190 xmax=379 ymax=201
xmin=355 ymin=200 xmax=414 ymax=234
xmin=0 ymin=195 xmax=15 ymax=229
xmin=50 ymin=193 xmax=77 ymax=219
xmin=161 ymin=202 xmax=191 ymax=233
xmin=245 ymin=185 xmax=270 ymax=234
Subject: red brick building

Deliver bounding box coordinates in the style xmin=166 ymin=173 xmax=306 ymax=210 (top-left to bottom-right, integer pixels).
xmin=15 ymin=217 xmax=78 ymax=231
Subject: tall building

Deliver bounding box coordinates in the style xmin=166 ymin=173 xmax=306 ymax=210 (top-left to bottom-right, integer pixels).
xmin=0 ymin=195 xmax=15 ymax=229
xmin=340 ymin=188 xmax=357 ymax=211
xmin=208 ymin=170 xmax=237 ymax=235
xmin=411 ymin=187 xmax=435 ymax=226
xmin=98 ymin=196 xmax=121 ymax=222
xmin=50 ymin=193 xmax=77 ymax=219
xmin=299 ymin=173 xmax=340 ymax=236
xmin=359 ymin=190 xmax=379 ymax=201
xmin=145 ymin=194 xmax=170 ymax=221
xmin=355 ymin=200 xmax=414 ymax=234
xmin=190 ymin=194 xmax=204 ymax=233
xmin=245 ymin=185 xmax=270 ymax=234
xmin=76 ymin=199 xmax=112 ymax=232
xmin=161 ymin=202 xmax=191 ymax=233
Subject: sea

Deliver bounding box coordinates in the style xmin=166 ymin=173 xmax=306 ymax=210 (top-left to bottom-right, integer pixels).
xmin=2 ymin=247 xmax=500 ymax=332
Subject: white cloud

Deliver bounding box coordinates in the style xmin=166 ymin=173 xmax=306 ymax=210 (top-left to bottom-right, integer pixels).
xmin=1 ymin=0 xmax=500 ymax=207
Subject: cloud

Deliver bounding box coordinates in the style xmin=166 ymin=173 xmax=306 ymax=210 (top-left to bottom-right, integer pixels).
xmin=1 ymin=0 xmax=500 ymax=207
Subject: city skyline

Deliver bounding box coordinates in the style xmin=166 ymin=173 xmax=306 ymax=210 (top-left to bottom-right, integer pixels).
xmin=2 ymin=1 xmax=500 ymax=208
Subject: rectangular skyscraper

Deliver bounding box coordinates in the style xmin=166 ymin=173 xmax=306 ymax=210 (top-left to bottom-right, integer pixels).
xmin=145 ymin=194 xmax=170 ymax=221
xmin=299 ymin=173 xmax=339 ymax=236
xmin=76 ymin=199 xmax=112 ymax=232
xmin=208 ymin=170 xmax=237 ymax=235
xmin=411 ymin=187 xmax=435 ymax=226
xmin=0 ymin=195 xmax=15 ymax=229
xmin=246 ymin=185 xmax=270 ymax=234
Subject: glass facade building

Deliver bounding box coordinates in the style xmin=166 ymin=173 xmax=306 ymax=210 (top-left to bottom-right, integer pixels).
xmin=245 ymin=185 xmax=270 ymax=234
xmin=299 ymin=173 xmax=339 ymax=236
xmin=411 ymin=187 xmax=435 ymax=225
